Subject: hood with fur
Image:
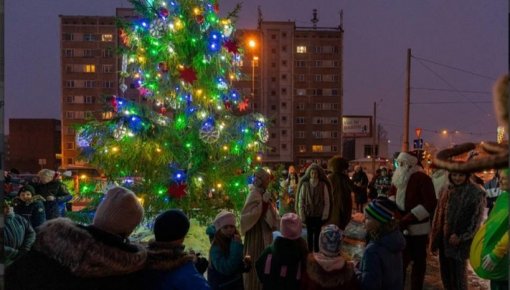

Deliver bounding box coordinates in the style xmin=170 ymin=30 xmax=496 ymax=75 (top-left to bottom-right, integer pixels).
xmin=306 ymin=254 xmax=355 ymax=288
xmin=145 ymin=240 xmax=194 ymax=271
xmin=33 ymin=218 xmax=147 ymax=278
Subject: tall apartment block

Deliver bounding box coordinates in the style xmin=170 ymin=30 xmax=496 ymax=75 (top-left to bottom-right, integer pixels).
xmin=236 ymin=20 xmax=344 ymax=167
xmin=59 ymin=9 xmax=137 ymax=168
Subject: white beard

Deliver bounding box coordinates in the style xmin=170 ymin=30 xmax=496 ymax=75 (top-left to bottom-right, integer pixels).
xmin=431 ymin=169 xmax=449 ymax=199
xmin=391 ymin=165 xmax=420 ymax=210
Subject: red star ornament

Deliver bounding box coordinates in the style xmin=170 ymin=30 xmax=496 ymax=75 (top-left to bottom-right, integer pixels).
xmin=168 ymin=182 xmax=187 ymax=199
xmin=223 ymin=39 xmax=239 ymax=54
xmin=238 ymin=98 xmax=249 ymax=111
xmin=179 ymin=67 xmax=197 ymax=84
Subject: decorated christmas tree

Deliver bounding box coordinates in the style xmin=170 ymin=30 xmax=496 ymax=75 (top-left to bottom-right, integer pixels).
xmin=76 ymin=0 xmax=269 ymax=219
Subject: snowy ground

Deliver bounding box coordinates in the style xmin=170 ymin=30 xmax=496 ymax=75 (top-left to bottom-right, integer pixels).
xmin=343 ymin=213 xmax=490 ymax=290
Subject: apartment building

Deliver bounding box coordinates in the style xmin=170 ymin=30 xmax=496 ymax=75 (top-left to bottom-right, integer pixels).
xmin=236 ymin=20 xmax=344 ymax=166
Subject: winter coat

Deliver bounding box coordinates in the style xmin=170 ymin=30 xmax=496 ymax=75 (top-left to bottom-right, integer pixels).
xmin=142 ymin=241 xmax=210 ymax=290
xmin=4 ymin=212 xmax=36 ymax=266
xmin=6 ymin=218 xmax=147 ymax=290
xmin=302 ymin=254 xmax=360 ymax=290
xmin=430 ymin=182 xmax=486 ymax=260
xmin=33 ymin=180 xmax=72 ymax=219
xmin=357 ymin=229 xmax=406 ymax=290
xmin=208 ymin=239 xmax=245 ymax=290
xmin=255 ymin=236 xmax=308 ymax=290
xmin=352 ymin=171 xmax=368 ymax=204
xmin=327 ymin=171 xmax=353 ymax=230
xmin=12 ymin=195 xmax=46 ymax=228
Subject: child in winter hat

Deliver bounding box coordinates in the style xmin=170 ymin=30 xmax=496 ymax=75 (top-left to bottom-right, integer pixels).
xmin=280 ymin=213 xmax=302 ymax=240
xmin=153 ymin=209 xmax=190 ymax=242
xmin=319 ymin=224 xmax=344 ymax=257
xmin=213 ymin=210 xmax=236 ymax=231
xmin=93 ymin=186 xmax=144 ymax=238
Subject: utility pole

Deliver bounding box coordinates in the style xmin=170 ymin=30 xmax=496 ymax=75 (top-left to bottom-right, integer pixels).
xmin=402 ymin=48 xmax=411 ymax=152
xmin=372 ymin=102 xmax=377 ymax=175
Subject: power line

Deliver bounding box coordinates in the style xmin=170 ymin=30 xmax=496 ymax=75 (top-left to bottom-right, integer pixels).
xmin=411 ymin=87 xmax=491 ymax=94
xmin=412 ymin=55 xmax=496 ymax=81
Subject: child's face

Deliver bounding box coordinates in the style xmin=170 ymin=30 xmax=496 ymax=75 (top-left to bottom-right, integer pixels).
xmin=19 ymin=191 xmax=33 ymax=202
xmin=364 ymin=214 xmax=380 ymax=233
xmin=220 ymin=224 xmax=236 ymax=238
xmin=450 ymin=172 xmax=467 ymax=185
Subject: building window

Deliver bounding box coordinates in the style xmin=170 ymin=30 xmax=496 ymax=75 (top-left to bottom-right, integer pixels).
xmin=103 ymin=81 xmax=114 ymax=88
xmin=315 ymin=103 xmax=322 ymax=110
xmin=271 ymin=104 xmax=276 ymax=110
xmin=63 ymin=33 xmax=74 ymax=41
xmin=281 ymin=74 xmax=287 ymax=80
xmin=281 ymin=102 xmax=287 ymax=108
xmin=84 ymin=49 xmax=94 ymax=57
xmin=315 ymin=60 xmax=322 ymax=67
xmin=281 ymin=116 xmax=287 ymax=122
xmin=101 ymin=34 xmax=113 ymax=42
xmin=66 ymin=142 xmax=75 ymax=150
xmin=296 ymin=89 xmax=306 ymax=96
xmin=84 ymin=64 xmax=96 ymax=73
xmin=271 ymin=34 xmax=277 ymax=39
xmin=332 ymin=145 xmax=338 ymax=152
xmin=297 ymin=131 xmax=305 ymax=138
xmin=299 ymin=145 xmax=306 ymax=153
xmin=296 ymin=46 xmax=307 ymax=53
xmin=282 ymin=46 xmax=287 ymax=52
xmin=281 ymin=144 xmax=287 ymax=150
xmin=296 ymin=117 xmax=305 ymax=124
xmin=296 ymin=60 xmax=306 ymax=67
xmin=296 ymin=103 xmax=305 ymax=110
xmin=330 ymin=118 xmax=339 ymax=124
xmin=102 ymin=64 xmax=113 ymax=73
xmin=271 ymin=90 xmax=276 ymax=96
xmin=67 ymin=158 xmax=74 ymax=165
xmin=65 ymin=80 xmax=75 ymax=88
xmin=271 ymin=133 xmax=277 ymax=139
xmin=313 ymin=117 xmax=324 ymax=124
xmin=103 ymin=48 xmax=113 ymax=58
xmin=65 ymin=126 xmax=75 ymax=134
xmin=65 ymin=111 xmax=75 ymax=119
xmin=84 ymin=96 xmax=95 ymax=104
xmin=332 ymin=89 xmax=339 ymax=96
xmin=84 ymin=80 xmax=94 ymax=88
xmin=331 ymin=131 xmax=338 ymax=138
xmin=364 ymin=145 xmax=373 ymax=157
xmin=281 ymin=130 xmax=287 ymax=136
xmin=312 ymin=145 xmax=324 ymax=152
xmin=298 ymin=75 xmax=305 ymax=82
xmin=63 ymin=49 xmax=73 ymax=57
xmin=282 ymin=32 xmax=287 ymax=38
xmin=315 ymin=75 xmax=322 ymax=82
xmin=271 ymin=77 xmax=276 ymax=82
xmin=83 ymin=33 xmax=96 ymax=41
xmin=314 ymin=46 xmax=323 ymax=53
xmin=332 ymin=103 xmax=339 ymax=110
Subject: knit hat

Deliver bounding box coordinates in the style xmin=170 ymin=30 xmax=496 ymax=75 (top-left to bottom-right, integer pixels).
xmin=365 ymin=198 xmax=396 ymax=224
xmin=214 ymin=210 xmax=236 ymax=230
xmin=328 ymin=155 xmax=349 ymax=173
xmin=92 ymin=186 xmax=144 ymax=237
xmin=396 ymin=151 xmax=419 ymax=167
xmin=280 ymin=213 xmax=302 ymax=240
xmin=319 ymin=224 xmax=343 ymax=257
xmin=18 ymin=184 xmax=35 ymax=196
xmin=153 ymin=209 xmax=190 ymax=242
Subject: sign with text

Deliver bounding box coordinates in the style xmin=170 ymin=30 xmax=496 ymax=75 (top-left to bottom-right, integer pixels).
xmin=342 ymin=116 xmax=372 ymax=138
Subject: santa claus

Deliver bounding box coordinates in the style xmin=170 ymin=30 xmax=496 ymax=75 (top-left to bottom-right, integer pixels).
xmin=391 ymin=151 xmax=437 ymax=290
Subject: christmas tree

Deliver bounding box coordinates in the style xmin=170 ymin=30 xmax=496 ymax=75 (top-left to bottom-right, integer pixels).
xmin=76 ymin=0 xmax=269 ymax=219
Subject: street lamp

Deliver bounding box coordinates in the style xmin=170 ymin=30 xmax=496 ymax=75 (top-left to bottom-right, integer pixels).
xmin=251 ymin=56 xmax=258 ymax=97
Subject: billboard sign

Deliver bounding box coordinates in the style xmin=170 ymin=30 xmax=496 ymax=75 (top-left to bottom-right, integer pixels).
xmin=342 ymin=116 xmax=372 ymax=138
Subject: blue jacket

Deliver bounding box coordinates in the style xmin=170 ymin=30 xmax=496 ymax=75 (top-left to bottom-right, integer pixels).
xmin=357 ymin=229 xmax=406 ymax=290
xmin=143 ymin=242 xmax=210 ymax=290
xmin=4 ymin=211 xmax=35 ymax=266
xmin=208 ymin=239 xmax=245 ymax=290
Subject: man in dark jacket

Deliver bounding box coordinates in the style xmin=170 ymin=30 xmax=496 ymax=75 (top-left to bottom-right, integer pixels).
xmin=32 ymin=169 xmax=72 ymax=220
xmin=4 ymin=201 xmax=36 ymax=266
xmin=6 ymin=186 xmax=147 ymax=290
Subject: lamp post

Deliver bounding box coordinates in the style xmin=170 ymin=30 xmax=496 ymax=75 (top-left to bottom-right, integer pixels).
xmin=251 ymin=56 xmax=258 ymax=98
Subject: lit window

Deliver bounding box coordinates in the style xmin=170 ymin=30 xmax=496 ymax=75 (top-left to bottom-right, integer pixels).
xmin=296 ymin=46 xmax=307 ymax=53
xmin=299 ymin=145 xmax=306 ymax=153
xmin=312 ymin=145 xmax=324 ymax=152
xmin=102 ymin=34 xmax=113 ymax=42
xmin=84 ymin=65 xmax=96 ymax=73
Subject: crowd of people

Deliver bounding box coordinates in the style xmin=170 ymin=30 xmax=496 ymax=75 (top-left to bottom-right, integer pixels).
xmin=3 ymin=151 xmax=509 ymax=290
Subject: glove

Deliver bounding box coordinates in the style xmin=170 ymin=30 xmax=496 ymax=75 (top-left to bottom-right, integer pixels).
xmin=262 ymin=191 xmax=272 ymax=202
xmin=482 ymin=254 xmax=496 ymax=271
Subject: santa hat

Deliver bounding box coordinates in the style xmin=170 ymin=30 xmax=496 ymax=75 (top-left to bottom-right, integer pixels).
xmin=396 ymin=151 xmax=419 ymax=167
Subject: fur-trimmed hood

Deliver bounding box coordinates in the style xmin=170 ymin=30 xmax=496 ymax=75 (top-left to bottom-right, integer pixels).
xmin=306 ymin=254 xmax=356 ymax=288
xmin=145 ymin=240 xmax=194 ymax=271
xmin=33 ymin=218 xmax=147 ymax=278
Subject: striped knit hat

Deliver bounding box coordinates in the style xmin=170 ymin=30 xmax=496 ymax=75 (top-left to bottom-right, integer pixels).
xmin=365 ymin=198 xmax=396 ymax=224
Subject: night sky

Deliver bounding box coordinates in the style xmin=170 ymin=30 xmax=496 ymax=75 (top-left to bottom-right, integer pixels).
xmin=5 ymin=0 xmax=508 ymax=154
